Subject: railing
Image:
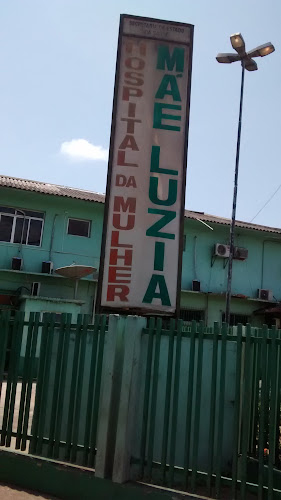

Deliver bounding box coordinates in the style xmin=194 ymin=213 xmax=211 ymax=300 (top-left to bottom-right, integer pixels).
xmin=132 ymin=319 xmax=281 ymax=500
xmin=0 ymin=311 xmax=106 ymax=469
xmin=1 ymin=311 xmax=281 ymax=498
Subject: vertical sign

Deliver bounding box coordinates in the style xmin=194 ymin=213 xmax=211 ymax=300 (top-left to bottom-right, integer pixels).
xmin=97 ymin=15 xmax=194 ymax=314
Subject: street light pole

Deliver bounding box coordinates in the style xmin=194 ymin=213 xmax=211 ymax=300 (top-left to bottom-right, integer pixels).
xmin=225 ymin=61 xmax=245 ymax=324
xmin=216 ymin=34 xmax=275 ymax=325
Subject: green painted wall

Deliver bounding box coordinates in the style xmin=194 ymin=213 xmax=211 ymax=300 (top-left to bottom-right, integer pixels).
xmin=1 ymin=185 xmax=280 ymax=324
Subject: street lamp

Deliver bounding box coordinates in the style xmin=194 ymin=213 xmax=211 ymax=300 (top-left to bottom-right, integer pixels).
xmin=216 ymin=34 xmax=275 ymax=325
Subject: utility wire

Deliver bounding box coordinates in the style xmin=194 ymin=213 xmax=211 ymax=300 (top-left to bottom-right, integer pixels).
xmin=250 ymin=183 xmax=281 ymax=223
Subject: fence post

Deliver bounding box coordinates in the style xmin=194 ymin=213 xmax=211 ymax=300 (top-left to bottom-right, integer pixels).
xmin=95 ymin=314 xmax=126 ymax=479
xmin=112 ymin=315 xmax=146 ymax=483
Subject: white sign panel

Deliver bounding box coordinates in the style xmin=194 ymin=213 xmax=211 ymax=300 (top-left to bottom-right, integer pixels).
xmin=98 ymin=15 xmax=193 ymax=314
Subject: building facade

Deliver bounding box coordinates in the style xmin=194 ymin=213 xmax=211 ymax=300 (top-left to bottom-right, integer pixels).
xmin=1 ymin=174 xmax=280 ymax=327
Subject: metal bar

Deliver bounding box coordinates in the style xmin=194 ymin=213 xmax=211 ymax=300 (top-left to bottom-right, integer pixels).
xmin=168 ymin=319 xmax=182 ymax=488
xmin=191 ymin=321 xmax=204 ymax=493
xmin=268 ymin=326 xmax=278 ymax=499
xmin=5 ymin=312 xmax=25 ymax=448
xmin=147 ymin=317 xmax=162 ymax=481
xmin=240 ymin=324 xmax=252 ymax=500
xmin=88 ymin=314 xmax=107 ymax=468
xmin=140 ymin=317 xmax=155 ymax=478
xmin=225 ymin=62 xmax=245 ymax=323
xmin=249 ymin=329 xmax=258 ymax=453
xmin=46 ymin=314 xmax=67 ymax=458
xmin=15 ymin=312 xmax=35 ymax=449
xmin=183 ymin=320 xmax=196 ymax=489
xmin=29 ymin=314 xmax=50 ymax=454
xmin=0 ymin=311 xmax=10 ymax=401
xmin=231 ymin=323 xmax=243 ymax=499
xmin=70 ymin=315 xmax=89 ymax=463
xmin=21 ymin=312 xmax=40 ymax=451
xmin=53 ymin=314 xmax=72 ymax=459
xmin=36 ymin=314 xmax=55 ymax=455
xmin=258 ymin=325 xmax=268 ymax=500
xmin=160 ymin=319 xmax=175 ymax=484
xmin=207 ymin=322 xmax=219 ymax=496
xmin=215 ymin=322 xmax=228 ymax=498
xmin=64 ymin=315 xmax=83 ymax=461
xmin=0 ymin=312 xmax=21 ymax=446
xmin=252 ymin=330 xmax=261 ymax=456
xmin=82 ymin=315 xmax=100 ymax=467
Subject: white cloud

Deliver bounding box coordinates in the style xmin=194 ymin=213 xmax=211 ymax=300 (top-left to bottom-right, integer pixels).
xmin=60 ymin=139 xmax=108 ymax=162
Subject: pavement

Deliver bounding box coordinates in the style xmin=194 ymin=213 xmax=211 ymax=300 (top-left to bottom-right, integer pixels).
xmin=0 ymin=482 xmax=59 ymax=499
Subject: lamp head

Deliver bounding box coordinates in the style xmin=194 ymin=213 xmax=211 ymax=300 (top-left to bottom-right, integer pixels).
xmin=230 ymin=33 xmax=246 ymax=55
xmin=244 ymin=58 xmax=258 ymax=72
xmin=247 ymin=42 xmax=275 ymax=58
xmin=216 ymin=53 xmax=241 ymax=64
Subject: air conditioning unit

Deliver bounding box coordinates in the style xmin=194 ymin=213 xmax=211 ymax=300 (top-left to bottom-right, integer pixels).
xmin=12 ymin=257 xmax=23 ymax=271
xmin=42 ymin=261 xmax=53 ymax=274
xmin=214 ymin=243 xmax=230 ymax=258
xmin=31 ymin=282 xmax=41 ymax=297
xmin=234 ymin=247 xmax=248 ymax=260
xmin=192 ymin=280 xmax=201 ymax=292
xmin=258 ymin=289 xmax=273 ymax=301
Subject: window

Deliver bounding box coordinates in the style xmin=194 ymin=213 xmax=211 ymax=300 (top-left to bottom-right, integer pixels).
xmin=67 ymin=218 xmax=91 ymax=237
xmin=180 ymin=309 xmax=205 ymax=323
xmin=222 ymin=313 xmax=249 ymax=326
xmin=0 ymin=207 xmax=44 ymax=247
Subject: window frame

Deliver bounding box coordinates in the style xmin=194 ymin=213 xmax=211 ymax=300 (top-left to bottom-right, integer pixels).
xmin=0 ymin=207 xmax=45 ymax=247
xmin=67 ymin=217 xmax=91 ymax=238
xmin=179 ymin=308 xmax=205 ymax=323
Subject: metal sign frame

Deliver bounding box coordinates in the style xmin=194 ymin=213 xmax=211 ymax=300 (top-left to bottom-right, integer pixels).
xmin=96 ymin=14 xmax=194 ymax=316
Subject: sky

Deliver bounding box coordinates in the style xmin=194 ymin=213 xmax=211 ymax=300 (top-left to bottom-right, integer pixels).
xmin=1 ymin=0 xmax=280 ymax=227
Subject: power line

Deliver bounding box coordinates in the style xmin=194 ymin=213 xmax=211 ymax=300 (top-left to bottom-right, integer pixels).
xmin=250 ymin=183 xmax=281 ymax=223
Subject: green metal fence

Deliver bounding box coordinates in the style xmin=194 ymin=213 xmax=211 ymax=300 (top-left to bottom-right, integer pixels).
xmin=0 ymin=310 xmax=106 ymax=469
xmin=132 ymin=319 xmax=281 ymax=500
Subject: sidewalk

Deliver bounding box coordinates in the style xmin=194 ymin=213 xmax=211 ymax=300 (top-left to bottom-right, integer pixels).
xmin=0 ymin=482 xmax=59 ymax=499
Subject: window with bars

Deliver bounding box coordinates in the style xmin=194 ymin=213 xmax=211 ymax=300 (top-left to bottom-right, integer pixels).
xmin=179 ymin=309 xmax=205 ymax=323
xmin=221 ymin=313 xmax=249 ymax=326
xmin=0 ymin=207 xmax=44 ymax=247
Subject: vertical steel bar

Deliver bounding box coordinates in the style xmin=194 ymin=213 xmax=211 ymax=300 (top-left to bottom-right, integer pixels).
xmin=15 ymin=312 xmax=35 ymax=449
xmin=21 ymin=312 xmax=40 ymax=451
xmin=70 ymin=315 xmax=89 ymax=463
xmin=53 ymin=313 xmax=72 ymax=459
xmin=258 ymin=325 xmax=268 ymax=500
xmin=147 ymin=317 xmax=162 ymax=481
xmin=168 ymin=319 xmax=182 ymax=488
xmin=29 ymin=314 xmax=50 ymax=454
xmin=231 ymin=323 xmax=243 ymax=499
xmin=0 ymin=312 xmax=20 ymax=446
xmin=140 ymin=317 xmax=155 ymax=478
xmin=160 ymin=319 xmax=175 ymax=484
xmin=64 ymin=314 xmax=83 ymax=461
xmin=82 ymin=315 xmax=100 ymax=467
xmin=36 ymin=314 xmax=55 ymax=455
xmin=268 ymin=326 xmax=278 ymax=500
xmin=88 ymin=314 xmax=107 ymax=468
xmin=240 ymin=324 xmax=252 ymax=500
xmin=183 ymin=320 xmax=196 ymax=489
xmin=191 ymin=321 xmax=204 ymax=493
xmin=215 ymin=322 xmax=228 ymax=498
xmin=46 ymin=314 xmax=67 ymax=458
xmin=0 ymin=311 xmax=10 ymax=400
xmin=225 ymin=62 xmax=245 ymax=324
xmin=6 ymin=311 xmax=25 ymax=447
xmin=207 ymin=322 xmax=219 ymax=496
